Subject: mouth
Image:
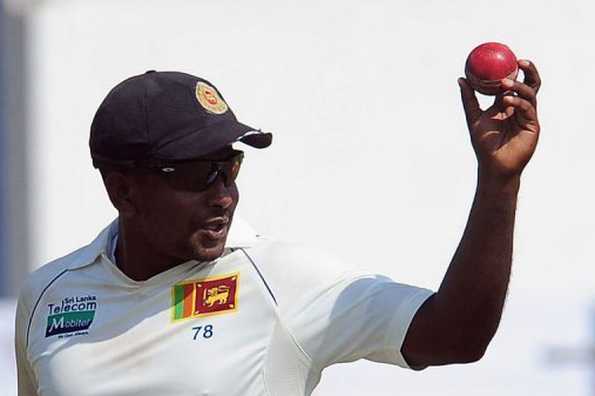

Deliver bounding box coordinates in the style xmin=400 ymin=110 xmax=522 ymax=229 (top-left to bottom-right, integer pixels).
xmin=200 ymin=217 xmax=230 ymax=241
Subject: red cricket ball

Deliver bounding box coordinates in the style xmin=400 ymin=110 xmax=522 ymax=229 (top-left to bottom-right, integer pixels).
xmin=465 ymin=42 xmax=518 ymax=95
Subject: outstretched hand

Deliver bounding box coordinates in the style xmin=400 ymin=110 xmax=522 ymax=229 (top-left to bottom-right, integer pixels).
xmin=459 ymin=60 xmax=541 ymax=181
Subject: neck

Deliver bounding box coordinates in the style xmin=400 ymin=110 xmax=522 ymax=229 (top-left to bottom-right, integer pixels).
xmin=114 ymin=218 xmax=189 ymax=281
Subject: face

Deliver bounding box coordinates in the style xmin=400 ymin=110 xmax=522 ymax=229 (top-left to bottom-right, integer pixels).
xmin=124 ymin=146 xmax=240 ymax=263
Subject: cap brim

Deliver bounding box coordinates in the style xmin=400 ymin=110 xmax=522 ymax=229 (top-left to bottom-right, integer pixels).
xmin=237 ymin=130 xmax=273 ymax=148
xmin=155 ymin=120 xmax=272 ymax=160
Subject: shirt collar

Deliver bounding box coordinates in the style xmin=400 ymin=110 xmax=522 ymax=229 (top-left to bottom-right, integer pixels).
xmin=75 ymin=216 xmax=260 ymax=269
xmin=224 ymin=217 xmax=260 ymax=248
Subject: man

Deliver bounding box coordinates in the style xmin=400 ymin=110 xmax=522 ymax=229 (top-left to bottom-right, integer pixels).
xmin=15 ymin=64 xmax=541 ymax=395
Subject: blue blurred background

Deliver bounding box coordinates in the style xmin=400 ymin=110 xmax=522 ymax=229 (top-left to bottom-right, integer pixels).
xmin=0 ymin=0 xmax=6 ymax=297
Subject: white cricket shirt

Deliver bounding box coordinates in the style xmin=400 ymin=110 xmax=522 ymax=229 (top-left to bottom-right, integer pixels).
xmin=15 ymin=219 xmax=434 ymax=396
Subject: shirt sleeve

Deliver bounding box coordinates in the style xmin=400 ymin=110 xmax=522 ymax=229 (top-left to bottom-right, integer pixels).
xmin=287 ymin=273 xmax=434 ymax=370
xmin=15 ymin=286 xmax=39 ymax=396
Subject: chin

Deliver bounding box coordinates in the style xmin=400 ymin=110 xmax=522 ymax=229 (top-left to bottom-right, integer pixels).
xmin=192 ymin=242 xmax=227 ymax=262
xmin=186 ymin=229 xmax=230 ymax=262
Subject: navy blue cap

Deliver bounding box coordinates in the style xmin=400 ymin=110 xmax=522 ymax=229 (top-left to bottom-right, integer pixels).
xmin=90 ymin=71 xmax=272 ymax=167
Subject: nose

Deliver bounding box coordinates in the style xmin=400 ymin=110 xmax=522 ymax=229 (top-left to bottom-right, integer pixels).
xmin=207 ymin=173 xmax=234 ymax=209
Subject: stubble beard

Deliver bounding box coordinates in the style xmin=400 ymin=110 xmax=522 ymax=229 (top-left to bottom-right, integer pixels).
xmin=188 ymin=230 xmax=228 ymax=262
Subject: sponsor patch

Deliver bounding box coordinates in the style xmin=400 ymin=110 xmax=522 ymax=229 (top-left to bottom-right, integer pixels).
xmin=195 ymin=81 xmax=228 ymax=114
xmin=172 ymin=273 xmax=239 ymax=321
xmin=45 ymin=295 xmax=97 ymax=338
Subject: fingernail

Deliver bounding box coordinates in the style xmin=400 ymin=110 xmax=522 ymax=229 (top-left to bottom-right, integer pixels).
xmin=519 ymin=60 xmax=530 ymax=67
xmin=457 ymin=78 xmax=464 ymax=87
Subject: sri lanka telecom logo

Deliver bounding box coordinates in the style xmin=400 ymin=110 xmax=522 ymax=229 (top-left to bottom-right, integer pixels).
xmin=45 ymin=295 xmax=98 ymax=338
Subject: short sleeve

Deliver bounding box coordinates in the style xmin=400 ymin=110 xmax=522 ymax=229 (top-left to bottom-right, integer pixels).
xmin=287 ymin=273 xmax=433 ymax=369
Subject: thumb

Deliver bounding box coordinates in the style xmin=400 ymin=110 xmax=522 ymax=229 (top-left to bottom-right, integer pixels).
xmin=458 ymin=77 xmax=481 ymax=128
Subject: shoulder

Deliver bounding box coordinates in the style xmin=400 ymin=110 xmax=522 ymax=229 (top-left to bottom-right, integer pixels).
xmin=243 ymin=238 xmax=358 ymax=281
xmin=14 ymin=241 xmax=102 ymax=345
xmin=17 ymin=242 xmax=100 ymax=310
xmin=18 ymin=220 xmax=115 ymax=309
xmin=239 ymin=238 xmax=361 ymax=307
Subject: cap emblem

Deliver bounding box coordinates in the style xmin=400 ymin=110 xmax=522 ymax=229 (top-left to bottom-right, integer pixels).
xmin=195 ymin=81 xmax=228 ymax=114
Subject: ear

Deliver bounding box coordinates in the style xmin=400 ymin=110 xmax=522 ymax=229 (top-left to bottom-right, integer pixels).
xmin=104 ymin=172 xmax=138 ymax=217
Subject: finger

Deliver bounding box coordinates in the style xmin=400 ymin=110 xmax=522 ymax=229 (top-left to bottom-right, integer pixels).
xmin=458 ymin=77 xmax=481 ymax=127
xmin=488 ymin=92 xmax=513 ymax=115
xmin=517 ymin=59 xmax=541 ymax=93
xmin=501 ymin=78 xmax=537 ymax=106
xmin=502 ymin=95 xmax=538 ymax=123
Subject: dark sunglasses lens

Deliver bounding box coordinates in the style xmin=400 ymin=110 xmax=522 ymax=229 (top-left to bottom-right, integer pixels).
xmin=159 ymin=165 xmax=210 ymax=191
xmin=164 ymin=153 xmax=243 ymax=192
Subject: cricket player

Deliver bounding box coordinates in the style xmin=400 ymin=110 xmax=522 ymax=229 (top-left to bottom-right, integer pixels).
xmin=15 ymin=62 xmax=541 ymax=395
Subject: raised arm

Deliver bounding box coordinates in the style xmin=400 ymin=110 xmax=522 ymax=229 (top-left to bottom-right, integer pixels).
xmin=402 ymin=60 xmax=541 ymax=368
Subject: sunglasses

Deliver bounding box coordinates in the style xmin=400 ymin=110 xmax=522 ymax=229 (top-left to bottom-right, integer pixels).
xmin=146 ymin=150 xmax=244 ymax=192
